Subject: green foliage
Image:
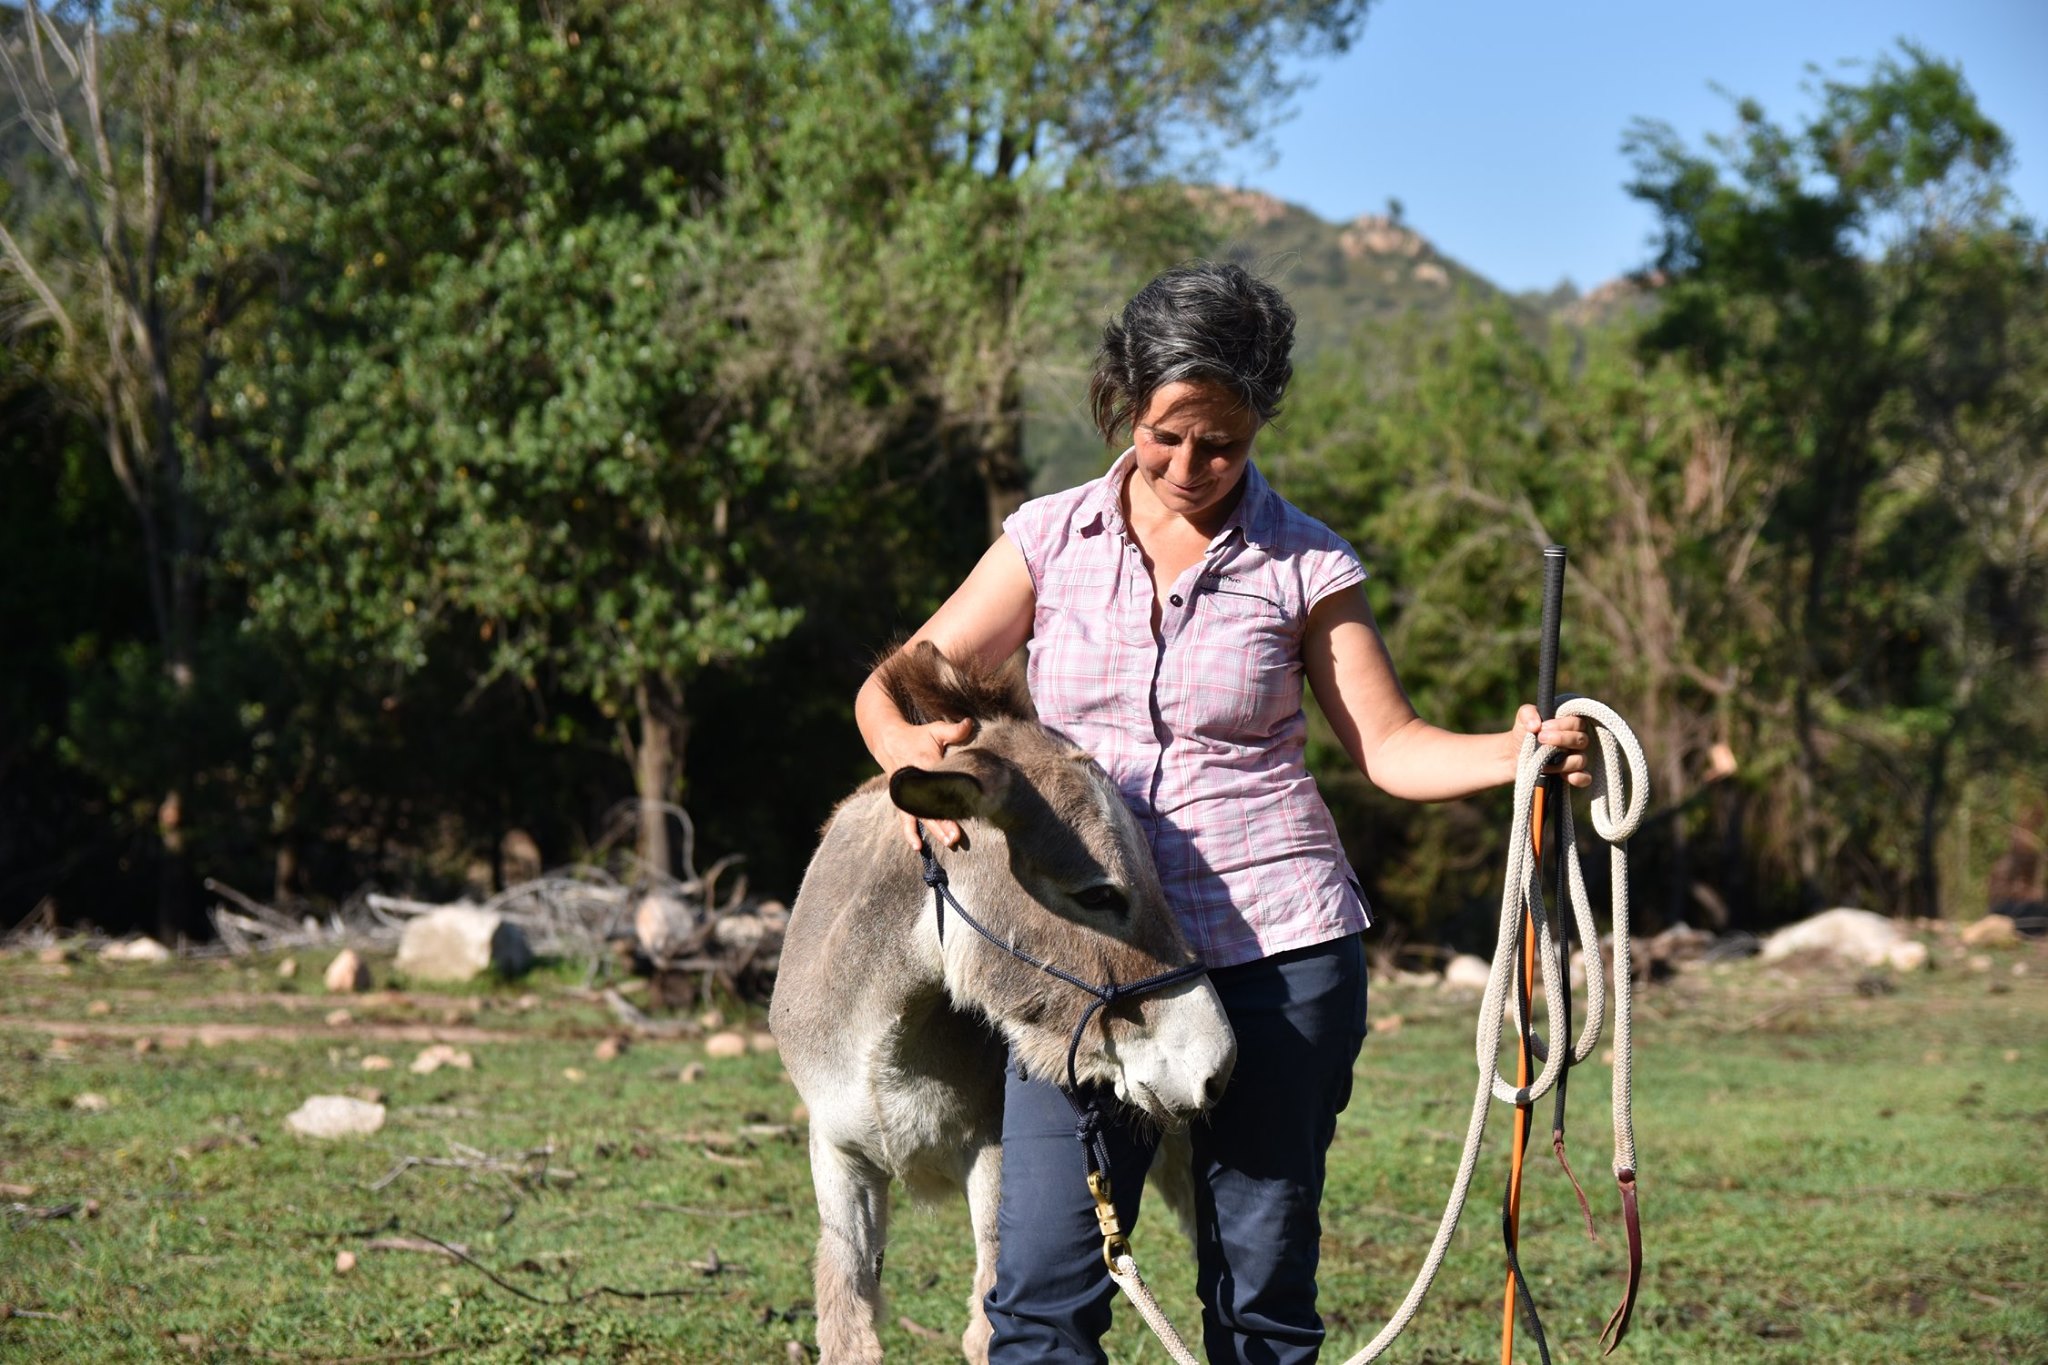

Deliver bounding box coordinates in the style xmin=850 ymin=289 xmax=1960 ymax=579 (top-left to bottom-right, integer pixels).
xmin=1274 ymin=46 xmax=2046 ymax=932
xmin=210 ymin=3 xmax=799 ymax=722
xmin=3 ymin=15 xmax=2040 ymax=934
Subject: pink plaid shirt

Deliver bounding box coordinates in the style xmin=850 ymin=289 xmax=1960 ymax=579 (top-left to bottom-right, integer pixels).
xmin=1004 ymin=451 xmax=1372 ymax=968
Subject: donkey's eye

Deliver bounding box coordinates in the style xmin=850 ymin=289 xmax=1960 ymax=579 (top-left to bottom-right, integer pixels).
xmin=1072 ymin=885 xmax=1127 ymax=915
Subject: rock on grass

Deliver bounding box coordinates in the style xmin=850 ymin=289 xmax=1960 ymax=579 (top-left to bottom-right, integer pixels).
xmin=284 ymin=1095 xmax=386 ymax=1139
xmin=395 ymin=907 xmax=532 ymax=983
xmin=324 ymin=949 xmax=372 ymax=993
xmin=99 ymin=937 xmax=172 ymax=963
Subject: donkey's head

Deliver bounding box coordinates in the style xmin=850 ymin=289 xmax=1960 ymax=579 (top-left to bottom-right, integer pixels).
xmin=879 ymin=642 xmax=1235 ymax=1124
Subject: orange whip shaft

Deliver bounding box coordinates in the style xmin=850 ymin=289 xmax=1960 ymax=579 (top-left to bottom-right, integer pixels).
xmin=1502 ymin=545 xmax=1566 ymax=1364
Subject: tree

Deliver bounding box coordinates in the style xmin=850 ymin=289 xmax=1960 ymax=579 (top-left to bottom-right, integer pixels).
xmin=1274 ymin=45 xmax=2044 ymax=932
xmin=748 ymin=0 xmax=1375 ymax=539
xmin=1626 ymin=43 xmax=2043 ymax=915
xmin=210 ymin=2 xmax=801 ymax=881
xmin=1 ymin=1 xmax=251 ymax=938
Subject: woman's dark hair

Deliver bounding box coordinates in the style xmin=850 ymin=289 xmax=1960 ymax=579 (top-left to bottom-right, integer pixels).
xmin=1087 ymin=261 xmax=1296 ymax=445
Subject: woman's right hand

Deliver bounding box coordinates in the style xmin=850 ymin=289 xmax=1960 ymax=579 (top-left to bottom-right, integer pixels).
xmin=853 ymin=534 xmax=1038 ymax=853
xmin=878 ymin=717 xmax=975 ymax=851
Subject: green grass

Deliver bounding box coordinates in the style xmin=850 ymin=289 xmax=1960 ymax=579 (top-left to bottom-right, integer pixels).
xmin=2 ymin=944 xmax=2043 ymax=1362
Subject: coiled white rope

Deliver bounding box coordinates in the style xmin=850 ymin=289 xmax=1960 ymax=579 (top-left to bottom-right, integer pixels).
xmin=1109 ymin=697 xmax=1651 ymax=1364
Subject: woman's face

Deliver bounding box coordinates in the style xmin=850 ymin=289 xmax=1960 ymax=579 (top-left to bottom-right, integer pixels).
xmin=1128 ymin=380 xmax=1261 ymax=525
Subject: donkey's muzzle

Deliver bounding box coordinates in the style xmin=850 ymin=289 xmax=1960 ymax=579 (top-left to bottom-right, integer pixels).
xmin=1115 ymin=975 xmax=1235 ymax=1122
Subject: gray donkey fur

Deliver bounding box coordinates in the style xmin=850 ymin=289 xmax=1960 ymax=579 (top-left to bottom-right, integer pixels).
xmin=770 ymin=643 xmax=1234 ymax=1363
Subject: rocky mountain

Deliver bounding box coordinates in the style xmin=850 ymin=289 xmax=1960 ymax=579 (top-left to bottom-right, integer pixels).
xmin=1025 ymin=188 xmax=1658 ymax=491
xmin=1198 ymin=188 xmax=1516 ymax=350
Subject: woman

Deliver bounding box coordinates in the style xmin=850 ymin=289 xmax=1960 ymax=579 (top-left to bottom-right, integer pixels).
xmin=855 ymin=262 xmax=1589 ymax=1363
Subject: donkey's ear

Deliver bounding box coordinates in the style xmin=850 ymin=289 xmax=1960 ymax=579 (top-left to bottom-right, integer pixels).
xmin=890 ymin=761 xmax=1009 ymax=822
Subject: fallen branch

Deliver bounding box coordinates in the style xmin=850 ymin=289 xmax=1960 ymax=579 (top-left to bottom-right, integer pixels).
xmin=599 ymin=988 xmax=698 ymax=1038
xmin=364 ymin=1235 xmax=471 ymax=1259
xmin=635 ymin=1201 xmax=786 ymax=1219
xmin=5 ymin=1202 xmax=82 ymax=1224
xmin=898 ymin=1316 xmax=949 ymax=1343
xmin=366 ymin=1143 xmax=575 ymax=1194
xmin=699 ymin=1148 xmax=759 ymax=1169
xmin=394 ymin=1229 xmax=703 ymax=1306
xmin=203 ymin=877 xmax=300 ymax=932
xmin=363 ymin=894 xmax=456 ymax=918
xmin=685 ymin=1248 xmax=745 ymax=1277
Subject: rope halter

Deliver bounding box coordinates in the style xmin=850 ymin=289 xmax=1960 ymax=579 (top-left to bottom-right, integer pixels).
xmin=916 ymin=825 xmax=1209 ymax=1266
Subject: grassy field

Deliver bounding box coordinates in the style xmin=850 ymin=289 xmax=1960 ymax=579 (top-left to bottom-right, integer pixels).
xmin=2 ymin=937 xmax=2042 ymax=1363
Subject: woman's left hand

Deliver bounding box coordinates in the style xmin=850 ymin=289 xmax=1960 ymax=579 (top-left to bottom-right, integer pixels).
xmin=1516 ymin=704 xmax=1592 ymax=788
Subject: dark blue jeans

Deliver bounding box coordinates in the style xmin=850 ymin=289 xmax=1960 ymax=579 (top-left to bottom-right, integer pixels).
xmin=985 ymin=933 xmax=1369 ymax=1364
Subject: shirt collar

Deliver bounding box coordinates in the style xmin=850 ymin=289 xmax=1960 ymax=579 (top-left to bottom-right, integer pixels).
xmin=1076 ymin=447 xmax=1278 ymax=550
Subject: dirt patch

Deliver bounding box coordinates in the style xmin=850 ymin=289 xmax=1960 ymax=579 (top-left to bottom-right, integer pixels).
xmin=0 ymin=1017 xmax=536 ymax=1045
xmin=11 ymin=989 xmax=493 ymax=1013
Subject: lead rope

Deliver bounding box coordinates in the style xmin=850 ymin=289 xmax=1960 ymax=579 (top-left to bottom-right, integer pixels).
xmin=1107 ymin=698 xmax=1650 ymax=1364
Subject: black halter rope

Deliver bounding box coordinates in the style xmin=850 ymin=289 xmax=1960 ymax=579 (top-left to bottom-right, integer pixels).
xmin=917 ymin=827 xmax=1208 ymax=1185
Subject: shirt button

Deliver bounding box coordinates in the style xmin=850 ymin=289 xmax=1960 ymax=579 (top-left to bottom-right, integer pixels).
xmin=1169 ymin=594 xmax=1184 ymax=607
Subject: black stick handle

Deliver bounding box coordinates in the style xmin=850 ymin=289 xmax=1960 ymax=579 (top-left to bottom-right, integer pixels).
xmin=1537 ymin=545 xmax=1567 ymax=721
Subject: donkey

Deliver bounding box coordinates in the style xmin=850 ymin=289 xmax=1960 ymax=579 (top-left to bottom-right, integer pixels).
xmin=770 ymin=642 xmax=1236 ymax=1363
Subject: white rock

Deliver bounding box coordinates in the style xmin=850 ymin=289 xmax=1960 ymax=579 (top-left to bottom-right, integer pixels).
xmin=1441 ymin=954 xmax=1493 ymax=994
xmin=72 ymin=1092 xmax=112 ymax=1113
xmin=285 ymin=1095 xmax=386 ymax=1139
xmin=1759 ymin=908 xmax=1903 ymax=967
xmin=714 ymin=915 xmax=766 ymax=952
xmin=704 ymin=1031 xmax=748 ymax=1059
xmin=100 ymin=937 xmax=172 ymax=963
xmin=1960 ymin=914 xmax=2019 ymax=948
xmin=1885 ymin=941 xmax=1930 ymax=973
xmin=634 ymin=894 xmax=694 ymax=962
xmin=409 ymin=1044 xmax=474 ymax=1075
xmin=395 ymin=907 xmax=532 ymax=983
xmin=324 ymin=949 xmax=372 ymax=993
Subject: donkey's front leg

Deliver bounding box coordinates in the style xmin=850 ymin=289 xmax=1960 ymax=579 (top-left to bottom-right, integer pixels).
xmin=961 ymin=1140 xmax=1002 ymax=1365
xmin=809 ymin=1136 xmax=892 ymax=1365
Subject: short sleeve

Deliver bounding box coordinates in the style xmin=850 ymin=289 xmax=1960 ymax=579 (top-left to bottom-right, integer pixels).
xmin=1006 ymin=481 xmax=1104 ymax=598
xmin=1303 ymin=532 xmax=1368 ymax=610
xmin=1001 ymin=500 xmax=1053 ymax=595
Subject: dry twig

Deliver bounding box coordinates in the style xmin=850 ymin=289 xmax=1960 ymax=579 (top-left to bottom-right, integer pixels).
xmin=366 ymin=1142 xmax=574 ymax=1194
xmin=392 ymin=1229 xmax=703 ymax=1306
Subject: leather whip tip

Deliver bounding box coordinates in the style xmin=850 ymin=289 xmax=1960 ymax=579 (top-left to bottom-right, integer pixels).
xmin=1599 ymin=1171 xmax=1642 ymax=1355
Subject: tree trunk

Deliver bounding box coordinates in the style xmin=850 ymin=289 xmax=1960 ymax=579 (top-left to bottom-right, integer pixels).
xmin=1914 ymin=704 xmax=1966 ymax=919
xmin=633 ymin=679 xmax=678 ymax=881
xmin=155 ymin=791 xmax=188 ymax=947
xmin=273 ymin=844 xmax=299 ymax=907
xmin=979 ymin=366 xmax=1030 ymax=542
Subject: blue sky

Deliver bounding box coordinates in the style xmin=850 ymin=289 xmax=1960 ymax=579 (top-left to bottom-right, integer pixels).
xmin=1207 ymin=0 xmax=2048 ymax=293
